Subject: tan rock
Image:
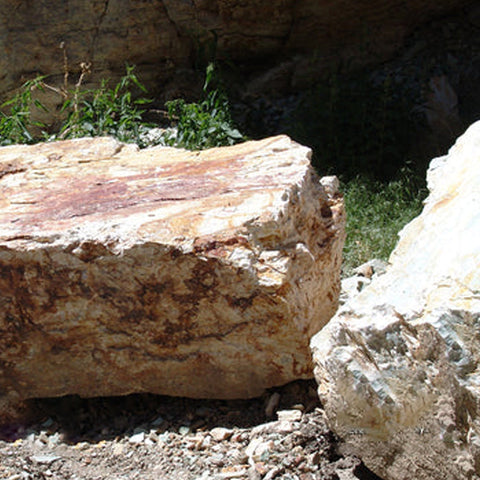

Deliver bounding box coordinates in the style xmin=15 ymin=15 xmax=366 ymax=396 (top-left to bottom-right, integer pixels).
xmin=0 ymin=135 xmax=345 ymax=419
xmin=311 ymin=121 xmax=480 ymax=480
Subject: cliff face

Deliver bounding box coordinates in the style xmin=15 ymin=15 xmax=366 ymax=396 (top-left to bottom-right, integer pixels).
xmin=0 ymin=0 xmax=473 ymax=101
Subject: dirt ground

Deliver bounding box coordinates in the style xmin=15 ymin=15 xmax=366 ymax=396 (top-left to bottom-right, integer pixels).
xmin=0 ymin=380 xmax=382 ymax=480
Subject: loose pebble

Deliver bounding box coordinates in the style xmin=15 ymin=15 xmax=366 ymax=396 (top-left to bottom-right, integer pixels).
xmin=129 ymin=431 xmax=146 ymax=444
xmin=210 ymin=427 xmax=233 ymax=442
xmin=178 ymin=425 xmax=191 ymax=436
xmin=0 ymin=380 xmax=346 ymax=479
xmin=277 ymin=410 xmax=302 ymax=422
xmin=265 ymin=393 xmax=281 ymax=418
xmin=30 ymin=454 xmax=61 ymax=464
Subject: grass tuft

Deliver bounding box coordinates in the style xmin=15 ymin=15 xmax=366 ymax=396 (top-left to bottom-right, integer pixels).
xmin=341 ymin=172 xmax=427 ymax=276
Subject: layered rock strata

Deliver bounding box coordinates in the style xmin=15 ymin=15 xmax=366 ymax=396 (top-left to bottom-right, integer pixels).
xmin=311 ymin=122 xmax=480 ymax=480
xmin=0 ymin=135 xmax=345 ymax=419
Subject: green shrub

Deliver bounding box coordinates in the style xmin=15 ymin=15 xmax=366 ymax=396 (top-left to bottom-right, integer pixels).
xmin=58 ymin=64 xmax=151 ymax=143
xmin=165 ymin=64 xmax=243 ymax=150
xmin=0 ymin=77 xmax=47 ymax=145
xmin=0 ymin=62 xmax=244 ymax=151
xmin=0 ymin=65 xmax=152 ymax=146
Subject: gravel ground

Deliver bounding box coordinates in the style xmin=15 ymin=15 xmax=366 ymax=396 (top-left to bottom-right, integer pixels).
xmin=0 ymin=380 xmax=380 ymax=480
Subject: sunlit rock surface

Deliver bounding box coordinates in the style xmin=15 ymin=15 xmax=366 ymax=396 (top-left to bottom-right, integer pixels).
xmin=311 ymin=122 xmax=480 ymax=480
xmin=0 ymin=135 xmax=345 ymax=419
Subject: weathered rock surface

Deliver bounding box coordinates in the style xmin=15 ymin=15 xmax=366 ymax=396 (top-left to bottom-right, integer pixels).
xmin=0 ymin=0 xmax=472 ymax=103
xmin=311 ymin=121 xmax=480 ymax=480
xmin=0 ymin=135 xmax=345 ymax=418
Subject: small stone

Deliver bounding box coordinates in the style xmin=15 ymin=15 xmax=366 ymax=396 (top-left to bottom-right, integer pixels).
xmin=248 ymin=466 xmax=262 ymax=480
xmin=158 ymin=432 xmax=172 ymax=444
xmin=250 ymin=440 xmax=275 ymax=462
xmin=216 ymin=467 xmax=249 ymax=479
xmin=265 ymin=392 xmax=281 ymax=417
xmin=48 ymin=432 xmax=63 ymax=446
xmin=353 ymin=259 xmax=388 ymax=278
xmin=308 ymin=451 xmax=323 ymax=465
xmin=208 ymin=453 xmax=225 ymax=467
xmin=112 ymin=443 xmax=126 ymax=456
xmin=251 ymin=420 xmax=293 ymax=436
xmin=210 ymin=427 xmax=233 ymax=442
xmin=246 ymin=437 xmax=265 ymax=459
xmin=231 ymin=432 xmax=248 ymax=443
xmin=254 ymin=463 xmax=270 ymax=476
xmin=263 ymin=466 xmax=284 ymax=480
xmin=275 ymin=420 xmax=294 ymax=433
xmin=319 ymin=176 xmax=340 ymax=196
xmin=30 ymin=454 xmax=61 ymax=465
xmin=201 ymin=435 xmax=212 ymax=449
xmin=277 ymin=409 xmax=302 ymax=422
xmin=178 ymin=425 xmax=191 ymax=436
xmin=128 ymin=431 xmax=145 ymax=444
xmin=227 ymin=448 xmax=249 ymax=465
xmin=6 ymin=474 xmax=23 ymax=480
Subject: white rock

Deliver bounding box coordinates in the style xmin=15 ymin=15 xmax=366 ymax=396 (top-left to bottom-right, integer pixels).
xmin=251 ymin=420 xmax=293 ymax=436
xmin=311 ymin=121 xmax=480 ymax=480
xmin=210 ymin=427 xmax=233 ymax=442
xmin=128 ymin=431 xmax=146 ymax=444
xmin=276 ymin=409 xmax=302 ymax=422
xmin=30 ymin=454 xmax=61 ymax=464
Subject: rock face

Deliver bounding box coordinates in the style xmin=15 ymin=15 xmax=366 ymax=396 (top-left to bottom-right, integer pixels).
xmin=0 ymin=135 xmax=345 ymax=418
xmin=311 ymin=122 xmax=480 ymax=480
xmin=0 ymin=0 xmax=472 ymax=102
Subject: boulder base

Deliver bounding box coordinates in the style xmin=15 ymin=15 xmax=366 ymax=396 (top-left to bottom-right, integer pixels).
xmin=0 ymin=136 xmax=345 ymax=418
xmin=311 ymin=122 xmax=480 ymax=480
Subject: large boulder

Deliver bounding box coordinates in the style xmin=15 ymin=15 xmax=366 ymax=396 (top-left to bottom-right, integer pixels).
xmin=0 ymin=135 xmax=345 ymax=419
xmin=311 ymin=122 xmax=480 ymax=480
xmin=0 ymin=0 xmax=472 ymax=102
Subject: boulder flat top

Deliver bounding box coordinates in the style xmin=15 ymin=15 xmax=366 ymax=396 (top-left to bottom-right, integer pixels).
xmin=0 ymin=136 xmax=311 ymax=251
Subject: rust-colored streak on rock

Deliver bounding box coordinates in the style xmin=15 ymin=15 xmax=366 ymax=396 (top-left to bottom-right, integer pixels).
xmin=0 ymin=136 xmax=345 ymax=419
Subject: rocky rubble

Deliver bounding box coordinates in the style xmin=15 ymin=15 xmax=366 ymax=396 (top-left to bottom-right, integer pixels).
xmin=0 ymin=381 xmax=370 ymax=480
xmin=0 ymin=135 xmax=345 ymax=418
xmin=311 ymin=121 xmax=480 ymax=480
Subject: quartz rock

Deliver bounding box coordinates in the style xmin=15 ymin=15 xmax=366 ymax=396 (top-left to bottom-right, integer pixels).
xmin=0 ymin=135 xmax=345 ymax=419
xmin=311 ymin=121 xmax=480 ymax=480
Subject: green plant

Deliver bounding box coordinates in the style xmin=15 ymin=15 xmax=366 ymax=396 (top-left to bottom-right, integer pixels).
xmin=59 ymin=64 xmax=152 ymax=143
xmin=0 ymin=77 xmax=47 ymax=145
xmin=341 ymin=171 xmax=427 ymax=276
xmin=165 ymin=63 xmax=243 ymax=150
